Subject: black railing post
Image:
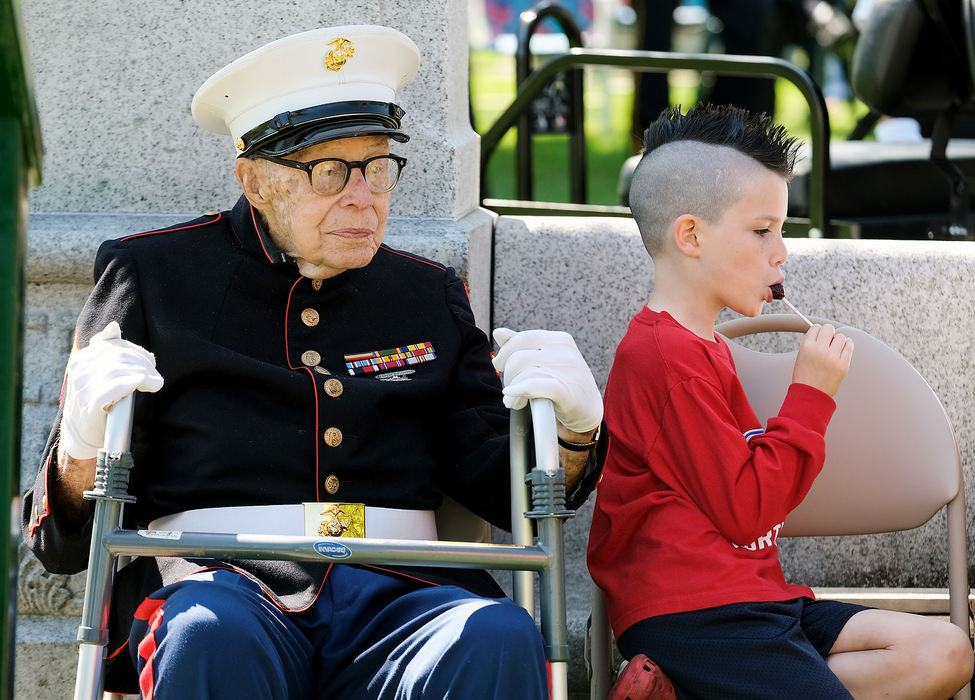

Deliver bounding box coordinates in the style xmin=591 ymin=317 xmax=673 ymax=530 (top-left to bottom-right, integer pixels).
xmin=515 ymin=2 xmax=587 ymax=203
xmin=481 ymin=49 xmax=831 ymax=235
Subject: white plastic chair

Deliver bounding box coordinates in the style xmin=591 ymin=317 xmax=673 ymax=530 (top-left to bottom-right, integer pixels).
xmin=75 ymin=395 xmax=574 ymax=700
xmin=589 ymin=314 xmax=971 ymax=700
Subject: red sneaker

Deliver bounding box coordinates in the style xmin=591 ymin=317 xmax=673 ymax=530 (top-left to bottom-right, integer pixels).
xmin=607 ymin=654 xmax=677 ymax=700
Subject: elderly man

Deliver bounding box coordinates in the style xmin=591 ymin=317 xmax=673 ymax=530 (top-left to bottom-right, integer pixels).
xmin=23 ymin=26 xmax=603 ymax=700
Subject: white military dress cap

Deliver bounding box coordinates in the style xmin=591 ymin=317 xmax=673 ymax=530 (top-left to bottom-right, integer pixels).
xmin=191 ymin=25 xmax=421 ymax=157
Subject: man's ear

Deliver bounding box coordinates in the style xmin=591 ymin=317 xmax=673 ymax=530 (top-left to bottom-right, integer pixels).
xmin=235 ymin=158 xmax=269 ymax=208
xmin=672 ymin=214 xmax=702 ymax=258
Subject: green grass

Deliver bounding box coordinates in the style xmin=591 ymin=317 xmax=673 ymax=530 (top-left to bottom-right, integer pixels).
xmin=472 ymin=50 xmax=635 ymax=204
xmin=471 ymin=49 xmax=871 ymax=206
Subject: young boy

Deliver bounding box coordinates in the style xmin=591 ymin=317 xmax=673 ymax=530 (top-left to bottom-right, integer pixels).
xmin=587 ymin=104 xmax=973 ymax=699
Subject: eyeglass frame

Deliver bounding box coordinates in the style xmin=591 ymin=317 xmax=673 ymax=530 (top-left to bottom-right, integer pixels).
xmin=257 ymin=153 xmax=408 ymax=195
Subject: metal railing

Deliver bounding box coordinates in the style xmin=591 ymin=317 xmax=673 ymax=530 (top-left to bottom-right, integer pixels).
xmin=480 ymin=48 xmax=832 ymax=236
xmin=515 ymin=1 xmax=587 ymax=203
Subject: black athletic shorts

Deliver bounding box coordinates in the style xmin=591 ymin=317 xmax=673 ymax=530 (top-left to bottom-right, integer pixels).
xmin=617 ymin=597 xmax=869 ymax=700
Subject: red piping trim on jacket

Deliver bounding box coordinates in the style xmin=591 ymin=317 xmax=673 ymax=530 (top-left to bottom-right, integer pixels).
xmin=285 ymin=564 xmax=332 ymax=613
xmin=28 ymin=454 xmax=53 ymax=538
xmin=106 ymin=639 xmax=127 ymax=661
xmin=165 ymin=564 xmax=332 ymax=614
xmin=120 ymin=213 xmax=222 ymax=242
xmin=249 ymin=204 xmax=277 ymax=264
xmin=362 ymin=564 xmax=442 ymax=587
xmin=171 ymin=565 xmax=332 ymax=613
xmin=381 ymin=245 xmax=446 ymax=271
xmin=283 ymin=277 xmax=321 ymax=500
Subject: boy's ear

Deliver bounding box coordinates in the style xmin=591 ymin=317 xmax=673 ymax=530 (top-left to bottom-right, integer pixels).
xmin=235 ymin=158 xmax=270 ymax=208
xmin=672 ymin=214 xmax=702 ymax=258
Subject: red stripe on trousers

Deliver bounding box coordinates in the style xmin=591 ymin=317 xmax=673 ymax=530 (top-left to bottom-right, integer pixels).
xmin=134 ymin=597 xmax=166 ymax=699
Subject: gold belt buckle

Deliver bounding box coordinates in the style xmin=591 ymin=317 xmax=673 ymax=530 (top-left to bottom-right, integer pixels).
xmin=303 ymin=502 xmax=365 ymax=538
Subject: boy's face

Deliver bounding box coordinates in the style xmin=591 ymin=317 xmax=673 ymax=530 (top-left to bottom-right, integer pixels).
xmin=698 ymin=166 xmax=789 ymax=318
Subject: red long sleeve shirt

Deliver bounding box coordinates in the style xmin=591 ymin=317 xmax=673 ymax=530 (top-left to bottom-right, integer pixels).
xmin=587 ymin=308 xmax=836 ymax=639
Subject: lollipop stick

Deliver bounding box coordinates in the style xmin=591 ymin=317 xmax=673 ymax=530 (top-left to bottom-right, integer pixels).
xmin=781 ymin=298 xmax=813 ymax=328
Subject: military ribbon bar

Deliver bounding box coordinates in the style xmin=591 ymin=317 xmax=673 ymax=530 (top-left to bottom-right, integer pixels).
xmin=344 ymin=341 xmax=436 ymax=375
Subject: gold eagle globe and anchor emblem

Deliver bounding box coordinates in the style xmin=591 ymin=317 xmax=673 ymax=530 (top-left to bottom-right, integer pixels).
xmin=324 ymin=38 xmax=355 ymax=71
xmin=317 ymin=503 xmax=365 ymax=538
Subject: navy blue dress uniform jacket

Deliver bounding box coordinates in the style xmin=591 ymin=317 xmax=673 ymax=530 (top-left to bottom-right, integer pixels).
xmin=23 ymin=195 xmax=559 ymax=689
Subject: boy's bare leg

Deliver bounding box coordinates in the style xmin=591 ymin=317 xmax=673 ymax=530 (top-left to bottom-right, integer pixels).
xmin=828 ymin=609 xmax=973 ymax=699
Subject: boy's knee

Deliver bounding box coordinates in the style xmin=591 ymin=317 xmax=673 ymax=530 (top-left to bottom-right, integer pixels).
xmin=933 ymin=623 xmax=974 ymax=688
xmin=903 ymin=621 xmax=973 ymax=694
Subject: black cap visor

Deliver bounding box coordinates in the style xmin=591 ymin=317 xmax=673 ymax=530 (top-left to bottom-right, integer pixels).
xmin=239 ymin=100 xmax=408 ymax=157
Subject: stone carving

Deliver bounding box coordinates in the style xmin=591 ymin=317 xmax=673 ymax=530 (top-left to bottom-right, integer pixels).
xmin=17 ymin=543 xmax=84 ymax=616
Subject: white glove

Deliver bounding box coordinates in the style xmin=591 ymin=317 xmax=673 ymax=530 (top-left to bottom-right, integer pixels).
xmin=491 ymin=327 xmax=603 ymax=433
xmin=60 ymin=321 xmax=164 ymax=460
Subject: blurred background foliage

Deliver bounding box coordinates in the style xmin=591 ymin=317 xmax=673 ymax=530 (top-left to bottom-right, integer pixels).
xmin=469 ymin=0 xmax=871 ymax=205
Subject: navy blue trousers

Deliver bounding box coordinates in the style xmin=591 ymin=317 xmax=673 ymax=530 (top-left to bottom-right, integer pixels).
xmin=128 ymin=566 xmax=548 ymax=699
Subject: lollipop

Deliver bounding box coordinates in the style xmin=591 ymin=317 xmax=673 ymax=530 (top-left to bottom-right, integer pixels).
xmin=769 ymin=283 xmax=812 ymax=327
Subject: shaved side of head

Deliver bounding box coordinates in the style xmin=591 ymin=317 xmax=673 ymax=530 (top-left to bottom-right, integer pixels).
xmin=628 ymin=104 xmax=800 ymax=257
xmin=631 ymin=142 xmax=759 ymax=256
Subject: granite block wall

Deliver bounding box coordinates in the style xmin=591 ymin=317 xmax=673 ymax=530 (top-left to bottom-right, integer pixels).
xmin=493 ymin=215 xmax=975 ymax=617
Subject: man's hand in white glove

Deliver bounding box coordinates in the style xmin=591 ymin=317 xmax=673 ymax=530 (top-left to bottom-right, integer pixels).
xmin=491 ymin=327 xmax=603 ymax=433
xmin=60 ymin=321 xmax=164 ymax=460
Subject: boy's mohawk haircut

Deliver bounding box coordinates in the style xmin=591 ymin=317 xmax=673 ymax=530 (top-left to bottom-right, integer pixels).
xmin=643 ymin=103 xmax=800 ymax=178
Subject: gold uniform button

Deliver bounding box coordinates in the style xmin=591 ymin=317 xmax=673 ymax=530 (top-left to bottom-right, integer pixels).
xmin=324 ymin=474 xmax=340 ymax=494
xmin=324 ymin=427 xmax=343 ymax=447
xmin=324 ymin=378 xmax=344 ymax=397
xmin=301 ymin=350 xmax=321 ymax=367
xmin=313 ymin=366 xmax=331 ymax=375
xmin=301 ymin=308 xmax=320 ymax=327
xmin=204 ymin=210 xmax=219 ymax=216
xmin=311 ymin=279 xmax=323 ymax=291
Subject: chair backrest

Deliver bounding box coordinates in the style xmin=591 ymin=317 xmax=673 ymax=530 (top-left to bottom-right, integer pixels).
xmin=716 ymin=314 xmax=962 ymax=537
xmin=591 ymin=315 xmax=971 ymax=700
xmin=852 ymin=0 xmax=975 ymax=119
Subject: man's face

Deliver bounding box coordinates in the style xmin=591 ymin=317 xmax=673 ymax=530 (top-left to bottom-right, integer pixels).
xmin=252 ymin=135 xmax=393 ymax=280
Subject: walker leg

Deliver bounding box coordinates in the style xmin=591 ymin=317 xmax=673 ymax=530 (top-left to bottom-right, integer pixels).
xmin=73 ymin=394 xmax=136 ymax=700
xmin=549 ymin=660 xmax=569 ymax=700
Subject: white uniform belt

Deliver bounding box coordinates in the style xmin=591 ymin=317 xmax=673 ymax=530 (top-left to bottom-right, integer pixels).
xmin=148 ymin=504 xmax=438 ymax=541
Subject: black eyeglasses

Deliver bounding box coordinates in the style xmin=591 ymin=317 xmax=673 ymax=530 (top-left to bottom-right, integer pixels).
xmin=258 ymin=154 xmax=407 ymax=196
